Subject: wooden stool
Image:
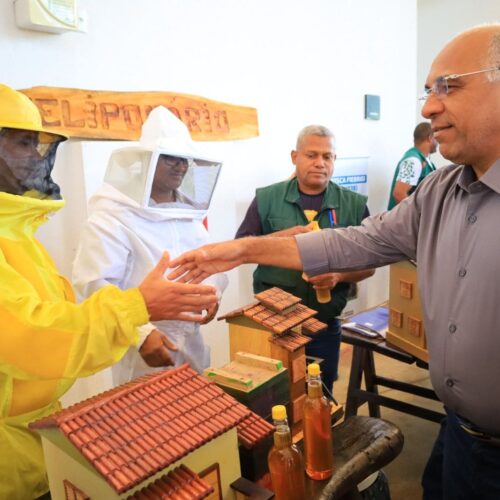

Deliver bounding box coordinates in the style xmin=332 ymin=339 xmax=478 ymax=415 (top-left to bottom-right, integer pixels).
xmin=303 ymin=416 xmax=404 ymax=499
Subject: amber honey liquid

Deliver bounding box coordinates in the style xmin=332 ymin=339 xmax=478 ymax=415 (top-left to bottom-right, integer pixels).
xmin=303 ymin=381 xmax=334 ymax=480
xmin=268 ymin=427 xmax=306 ymax=500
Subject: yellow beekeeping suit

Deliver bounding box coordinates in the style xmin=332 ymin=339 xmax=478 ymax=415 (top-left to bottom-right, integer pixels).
xmin=0 ymin=192 xmax=148 ymax=499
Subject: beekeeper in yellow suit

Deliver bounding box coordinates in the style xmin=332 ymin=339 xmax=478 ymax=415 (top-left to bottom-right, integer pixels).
xmin=0 ymin=84 xmax=218 ymax=500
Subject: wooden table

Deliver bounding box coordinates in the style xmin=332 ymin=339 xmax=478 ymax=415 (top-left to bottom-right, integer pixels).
xmin=342 ymin=329 xmax=445 ymax=423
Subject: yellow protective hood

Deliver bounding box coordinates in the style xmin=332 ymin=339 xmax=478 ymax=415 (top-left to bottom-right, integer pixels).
xmin=0 ymin=190 xmax=64 ymax=238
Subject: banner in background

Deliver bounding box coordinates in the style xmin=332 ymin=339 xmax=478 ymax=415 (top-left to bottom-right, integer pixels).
xmin=332 ymin=156 xmax=369 ymax=195
xmin=20 ymin=86 xmax=259 ymax=141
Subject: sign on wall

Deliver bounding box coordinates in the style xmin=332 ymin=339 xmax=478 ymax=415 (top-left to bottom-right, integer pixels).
xmin=332 ymin=156 xmax=369 ymax=195
xmin=20 ymin=86 xmax=259 ymax=141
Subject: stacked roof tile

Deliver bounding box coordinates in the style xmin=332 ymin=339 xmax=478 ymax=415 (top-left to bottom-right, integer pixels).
xmin=270 ymin=330 xmax=312 ymax=351
xmin=31 ymin=364 xmax=272 ymax=495
xmin=299 ymin=317 xmax=328 ymax=335
xmin=218 ymin=287 xmax=326 ymax=350
xmin=220 ymin=297 xmax=317 ymax=336
xmin=255 ymin=288 xmax=301 ymax=313
xmin=127 ymin=465 xmax=213 ymax=500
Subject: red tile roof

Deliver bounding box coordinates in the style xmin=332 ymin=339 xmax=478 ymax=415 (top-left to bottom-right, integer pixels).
xmin=218 ymin=288 xmax=319 ymax=335
xmin=255 ymin=287 xmax=301 ymax=313
xmin=237 ymin=413 xmax=274 ymax=449
xmin=300 ymin=317 xmax=328 ymax=335
xmin=30 ymin=365 xmax=271 ymax=494
xmin=127 ymin=464 xmax=213 ymax=499
xmin=270 ymin=331 xmax=312 ymax=351
xmin=221 ymin=302 xmax=317 ymax=335
xmin=218 ymin=302 xmax=259 ymax=321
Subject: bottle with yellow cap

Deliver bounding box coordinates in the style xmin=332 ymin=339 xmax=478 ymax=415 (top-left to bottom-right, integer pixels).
xmin=302 ymin=211 xmax=331 ymax=304
xmin=303 ymin=363 xmax=334 ymax=479
xmin=267 ymin=405 xmax=306 ymax=499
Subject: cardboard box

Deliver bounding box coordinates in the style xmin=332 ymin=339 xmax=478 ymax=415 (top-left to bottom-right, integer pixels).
xmin=386 ymin=260 xmax=428 ymax=362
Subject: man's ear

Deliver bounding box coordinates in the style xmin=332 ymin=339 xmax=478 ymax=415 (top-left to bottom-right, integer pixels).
xmin=291 ymin=149 xmax=297 ymax=165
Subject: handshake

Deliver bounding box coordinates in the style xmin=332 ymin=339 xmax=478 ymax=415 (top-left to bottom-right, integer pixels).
xmin=139 ymin=234 xmax=304 ymax=324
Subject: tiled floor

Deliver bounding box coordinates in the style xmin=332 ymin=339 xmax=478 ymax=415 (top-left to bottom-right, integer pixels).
xmin=334 ymin=344 xmax=444 ymax=500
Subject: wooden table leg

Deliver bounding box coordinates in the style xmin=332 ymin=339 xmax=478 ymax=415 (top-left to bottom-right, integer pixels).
xmin=345 ymin=345 xmax=365 ymax=418
xmin=363 ymin=349 xmax=381 ymax=418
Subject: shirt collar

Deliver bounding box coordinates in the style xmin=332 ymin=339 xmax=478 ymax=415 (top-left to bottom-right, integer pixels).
xmin=478 ymin=159 xmax=500 ymax=194
xmin=457 ymin=159 xmax=500 ymax=195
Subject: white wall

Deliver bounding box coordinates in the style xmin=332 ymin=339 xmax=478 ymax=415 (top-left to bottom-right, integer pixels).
xmin=417 ymin=0 xmax=500 ymax=166
xmin=1 ymin=0 xmax=419 ymax=393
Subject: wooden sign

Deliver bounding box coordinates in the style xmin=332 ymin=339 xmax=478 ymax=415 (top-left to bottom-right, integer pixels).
xmin=20 ymin=86 xmax=259 ymax=141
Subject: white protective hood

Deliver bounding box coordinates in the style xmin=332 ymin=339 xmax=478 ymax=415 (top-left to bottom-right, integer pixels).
xmin=102 ymin=106 xmax=221 ymax=219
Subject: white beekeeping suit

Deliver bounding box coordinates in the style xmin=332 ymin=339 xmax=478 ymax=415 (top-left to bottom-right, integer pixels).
xmin=72 ymin=106 xmax=227 ymax=385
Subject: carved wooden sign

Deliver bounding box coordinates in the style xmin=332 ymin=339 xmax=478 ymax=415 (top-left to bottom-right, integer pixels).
xmin=20 ymin=86 xmax=259 ymax=141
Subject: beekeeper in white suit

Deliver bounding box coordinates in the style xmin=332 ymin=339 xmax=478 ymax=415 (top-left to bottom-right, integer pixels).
xmin=73 ymin=106 xmax=227 ymax=385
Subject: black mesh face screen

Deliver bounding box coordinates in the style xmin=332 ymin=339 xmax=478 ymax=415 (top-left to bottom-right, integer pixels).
xmin=0 ymin=129 xmax=63 ymax=199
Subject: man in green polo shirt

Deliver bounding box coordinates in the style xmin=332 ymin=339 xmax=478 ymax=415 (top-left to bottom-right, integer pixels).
xmin=235 ymin=125 xmax=374 ymax=396
xmin=387 ymin=122 xmax=437 ymax=209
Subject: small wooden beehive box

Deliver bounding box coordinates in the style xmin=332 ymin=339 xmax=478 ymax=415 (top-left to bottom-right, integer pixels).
xmin=219 ymin=288 xmax=327 ymax=429
xmin=386 ymin=260 xmax=428 ymax=362
xmin=204 ymin=352 xmax=289 ymax=421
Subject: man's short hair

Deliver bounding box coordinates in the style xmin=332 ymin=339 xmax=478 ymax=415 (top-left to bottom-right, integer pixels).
xmin=296 ymin=125 xmax=336 ymax=150
xmin=458 ymin=23 xmax=500 ymax=82
xmin=414 ymin=122 xmax=432 ymax=144
xmin=487 ymin=30 xmax=500 ymax=82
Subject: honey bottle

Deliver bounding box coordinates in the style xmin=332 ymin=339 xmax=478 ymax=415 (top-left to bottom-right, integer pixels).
xmin=303 ymin=363 xmax=334 ymax=479
xmin=267 ymin=405 xmax=306 ymax=500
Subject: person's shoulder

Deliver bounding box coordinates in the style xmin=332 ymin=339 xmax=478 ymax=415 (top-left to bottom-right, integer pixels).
xmin=256 ymin=178 xmax=293 ymax=195
xmin=417 ymin=163 xmax=462 ymax=191
xmin=429 ymin=163 xmax=462 ymax=179
xmin=398 ymin=147 xmax=421 ymax=163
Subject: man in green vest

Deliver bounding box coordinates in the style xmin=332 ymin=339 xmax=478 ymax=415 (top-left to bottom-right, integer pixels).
xmin=387 ymin=122 xmax=437 ymax=209
xmin=235 ymin=125 xmax=374 ymax=396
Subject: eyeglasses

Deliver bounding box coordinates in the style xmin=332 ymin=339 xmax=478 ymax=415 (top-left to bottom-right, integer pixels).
xmin=418 ymin=66 xmax=500 ymax=101
xmin=160 ymin=155 xmax=189 ymax=167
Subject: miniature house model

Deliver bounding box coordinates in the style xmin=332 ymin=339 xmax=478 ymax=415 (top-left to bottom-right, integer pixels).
xmin=30 ymin=364 xmax=273 ymax=500
xmin=219 ymin=287 xmax=326 ymax=429
xmin=387 ymin=260 xmax=428 ymax=362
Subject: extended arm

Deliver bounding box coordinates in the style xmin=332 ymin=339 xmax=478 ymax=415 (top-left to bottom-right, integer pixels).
xmin=169 ymin=235 xmax=303 ymax=283
xmin=0 ymin=249 xmax=216 ymax=382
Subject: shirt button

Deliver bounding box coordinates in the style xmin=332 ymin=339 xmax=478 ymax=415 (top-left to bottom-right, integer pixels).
xmin=446 ymin=379 xmax=454 ymax=388
xmin=449 ymin=324 xmax=457 ymax=333
xmin=468 ymin=215 xmax=477 ymax=223
xmin=458 ymin=269 xmax=467 ymax=277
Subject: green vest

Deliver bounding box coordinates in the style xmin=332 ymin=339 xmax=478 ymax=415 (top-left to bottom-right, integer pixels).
xmin=388 ymin=147 xmax=436 ymax=210
xmin=253 ymin=178 xmax=368 ymax=322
